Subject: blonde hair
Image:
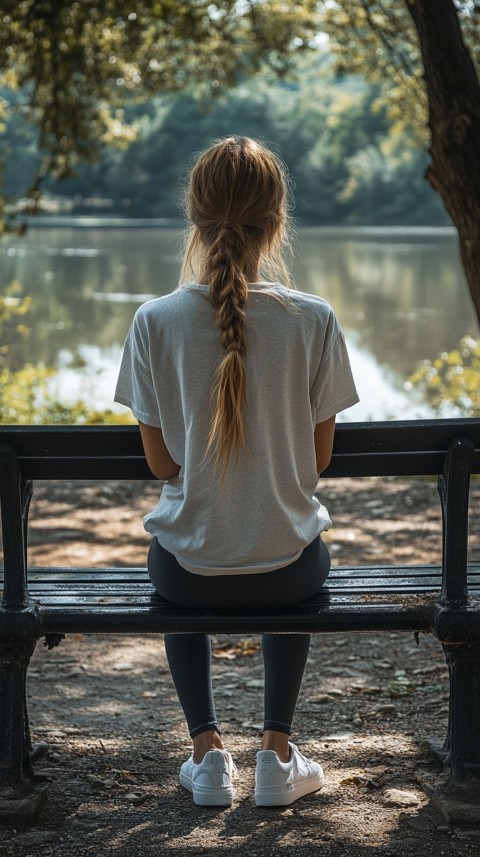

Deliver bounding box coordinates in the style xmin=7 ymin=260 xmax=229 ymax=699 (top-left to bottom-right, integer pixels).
xmin=180 ymin=136 xmax=291 ymax=477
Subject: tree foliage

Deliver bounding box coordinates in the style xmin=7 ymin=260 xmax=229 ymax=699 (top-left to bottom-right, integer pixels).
xmin=0 ymin=284 xmax=133 ymax=424
xmin=318 ymin=1 xmax=480 ymax=144
xmin=408 ymin=336 xmax=480 ymax=417
xmin=2 ymin=0 xmax=480 ymax=323
xmin=34 ymin=73 xmax=445 ymax=226
xmin=321 ymin=0 xmax=480 ymax=325
xmin=0 ymin=0 xmax=319 ymax=227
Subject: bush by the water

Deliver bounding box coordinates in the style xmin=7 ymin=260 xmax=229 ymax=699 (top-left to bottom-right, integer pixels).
xmin=408 ymin=336 xmax=480 ymax=417
xmin=0 ymin=285 xmax=133 ymax=425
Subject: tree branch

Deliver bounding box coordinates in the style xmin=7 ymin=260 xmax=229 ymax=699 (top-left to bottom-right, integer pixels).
xmin=359 ymin=0 xmax=419 ymax=78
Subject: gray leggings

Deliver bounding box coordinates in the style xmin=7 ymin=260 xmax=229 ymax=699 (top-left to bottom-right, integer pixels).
xmin=148 ymin=536 xmax=330 ymax=737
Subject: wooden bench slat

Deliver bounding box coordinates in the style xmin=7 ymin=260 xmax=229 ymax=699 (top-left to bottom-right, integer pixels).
xmin=3 ymin=565 xmax=479 ymax=603
xmin=23 ymin=580 xmax=460 ymax=595
xmin=0 ymin=419 xmax=478 ymax=479
xmin=37 ymin=604 xmax=434 ymax=636
xmin=17 ymin=569 xmax=480 ymax=604
xmin=31 ymin=586 xmax=442 ymax=600
xmin=21 ymin=563 xmax=475 ymax=580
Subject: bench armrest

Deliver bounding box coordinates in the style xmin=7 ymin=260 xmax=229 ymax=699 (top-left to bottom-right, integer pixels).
xmin=438 ymin=436 xmax=475 ymax=604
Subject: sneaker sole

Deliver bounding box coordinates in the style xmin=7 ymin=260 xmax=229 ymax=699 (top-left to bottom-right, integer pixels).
xmin=255 ymin=771 xmax=324 ymax=807
xmin=179 ymin=769 xmax=234 ymax=806
xmin=193 ymin=783 xmax=234 ymax=807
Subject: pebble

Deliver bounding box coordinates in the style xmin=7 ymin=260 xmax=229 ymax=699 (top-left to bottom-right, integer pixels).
xmin=383 ymin=788 xmax=420 ymax=807
xmin=125 ymin=792 xmax=146 ymax=803
xmin=323 ymin=732 xmax=354 ymax=742
xmin=85 ymin=829 xmax=105 ymax=839
xmin=86 ymin=774 xmax=105 ymax=787
xmin=377 ymin=704 xmax=397 ymax=716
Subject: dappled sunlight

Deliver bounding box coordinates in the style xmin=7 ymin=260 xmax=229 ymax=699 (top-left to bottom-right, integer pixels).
xmin=20 ymin=628 xmax=474 ymax=854
xmin=15 ymin=475 xmax=479 ymax=853
xmin=25 ymin=474 xmax=470 ymax=571
xmin=321 ymin=476 xmax=444 ymax=566
xmin=23 ymin=474 xmax=478 ymax=580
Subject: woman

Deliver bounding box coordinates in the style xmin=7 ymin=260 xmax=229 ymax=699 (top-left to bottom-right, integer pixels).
xmin=115 ymin=136 xmax=359 ymax=807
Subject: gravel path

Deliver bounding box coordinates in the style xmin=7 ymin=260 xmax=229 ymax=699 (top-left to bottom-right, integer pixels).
xmin=1 ymin=476 xmax=479 ymax=856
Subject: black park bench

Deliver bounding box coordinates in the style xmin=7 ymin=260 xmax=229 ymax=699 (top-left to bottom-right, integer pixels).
xmin=1 ymin=418 xmax=479 ymax=823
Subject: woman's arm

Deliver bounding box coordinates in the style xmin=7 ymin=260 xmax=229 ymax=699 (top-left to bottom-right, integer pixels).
xmin=314 ymin=415 xmax=336 ymax=475
xmin=138 ymin=421 xmax=181 ymax=480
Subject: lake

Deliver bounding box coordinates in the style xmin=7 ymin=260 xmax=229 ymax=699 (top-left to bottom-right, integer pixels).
xmin=2 ymin=221 xmax=476 ymax=421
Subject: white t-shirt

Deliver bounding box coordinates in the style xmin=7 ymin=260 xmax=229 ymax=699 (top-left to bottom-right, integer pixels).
xmin=114 ymin=282 xmax=359 ymax=575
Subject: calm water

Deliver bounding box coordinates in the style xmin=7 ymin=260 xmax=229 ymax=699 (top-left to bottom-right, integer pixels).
xmin=2 ymin=222 xmax=476 ymax=421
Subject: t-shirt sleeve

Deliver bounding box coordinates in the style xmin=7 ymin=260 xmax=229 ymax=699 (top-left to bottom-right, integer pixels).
xmin=114 ymin=312 xmax=162 ymax=428
xmin=311 ymin=323 xmax=359 ymax=424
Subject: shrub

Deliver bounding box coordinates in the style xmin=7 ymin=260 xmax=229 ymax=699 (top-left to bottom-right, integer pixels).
xmin=407 ymin=336 xmax=480 ymax=417
xmin=0 ymin=285 xmax=133 ymax=425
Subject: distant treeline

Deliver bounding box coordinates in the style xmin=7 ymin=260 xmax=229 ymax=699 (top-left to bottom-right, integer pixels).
xmin=4 ymin=68 xmax=448 ymax=226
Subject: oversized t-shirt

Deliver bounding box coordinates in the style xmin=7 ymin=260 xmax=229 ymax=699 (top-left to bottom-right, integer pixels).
xmin=114 ymin=282 xmax=359 ymax=575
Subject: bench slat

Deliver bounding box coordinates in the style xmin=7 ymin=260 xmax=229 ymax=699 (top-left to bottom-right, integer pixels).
xmin=24 ymin=580 xmax=480 ymax=604
xmin=22 ymin=564 xmax=473 ymax=580
xmin=0 ymin=419 xmax=478 ymax=479
xmin=2 ymin=564 xmax=476 ymax=606
xmin=37 ymin=603 xmax=435 ymax=635
xmin=3 ymin=451 xmax=469 ymax=478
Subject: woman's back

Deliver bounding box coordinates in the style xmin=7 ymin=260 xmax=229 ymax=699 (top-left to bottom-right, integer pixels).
xmin=115 ymin=279 xmax=357 ymax=574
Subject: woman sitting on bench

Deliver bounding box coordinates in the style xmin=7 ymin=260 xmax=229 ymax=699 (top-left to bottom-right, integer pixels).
xmin=114 ymin=136 xmax=359 ymax=807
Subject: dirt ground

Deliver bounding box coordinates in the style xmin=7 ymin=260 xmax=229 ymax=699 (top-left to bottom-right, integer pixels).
xmin=1 ymin=475 xmax=480 ymax=857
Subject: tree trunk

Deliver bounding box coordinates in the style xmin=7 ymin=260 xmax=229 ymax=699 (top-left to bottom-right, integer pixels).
xmin=404 ymin=0 xmax=480 ymax=327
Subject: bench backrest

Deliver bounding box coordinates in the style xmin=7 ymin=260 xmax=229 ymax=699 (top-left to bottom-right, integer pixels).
xmin=1 ymin=419 xmax=479 ymax=479
xmin=1 ymin=419 xmax=479 ymax=610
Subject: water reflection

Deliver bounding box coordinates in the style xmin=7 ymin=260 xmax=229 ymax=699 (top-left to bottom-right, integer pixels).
xmin=1 ymin=224 xmax=476 ymax=420
xmin=294 ymin=228 xmax=473 ymax=387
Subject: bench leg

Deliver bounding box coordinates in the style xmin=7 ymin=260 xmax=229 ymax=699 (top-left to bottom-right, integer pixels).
xmin=0 ymin=640 xmax=48 ymax=822
xmin=442 ymin=643 xmax=480 ymax=790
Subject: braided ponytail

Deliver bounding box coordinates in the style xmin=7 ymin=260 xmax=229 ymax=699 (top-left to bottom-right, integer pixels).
xmin=204 ymin=224 xmax=249 ymax=474
xmin=181 ymin=137 xmax=290 ymax=477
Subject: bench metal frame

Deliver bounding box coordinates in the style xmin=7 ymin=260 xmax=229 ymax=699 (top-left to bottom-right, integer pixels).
xmin=1 ymin=418 xmax=480 ymax=818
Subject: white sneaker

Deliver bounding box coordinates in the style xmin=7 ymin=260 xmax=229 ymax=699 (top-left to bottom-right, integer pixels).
xmin=255 ymin=742 xmax=324 ymax=806
xmin=179 ymin=749 xmax=236 ymax=806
